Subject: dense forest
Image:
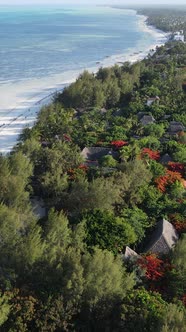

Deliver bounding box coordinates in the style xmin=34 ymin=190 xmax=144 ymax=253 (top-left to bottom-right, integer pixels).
xmin=0 ymin=37 xmax=186 ymax=330
xmin=138 ymin=7 xmax=186 ymax=38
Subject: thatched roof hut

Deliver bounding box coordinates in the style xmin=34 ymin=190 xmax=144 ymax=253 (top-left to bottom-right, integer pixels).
xmin=145 ymin=219 xmax=179 ymax=255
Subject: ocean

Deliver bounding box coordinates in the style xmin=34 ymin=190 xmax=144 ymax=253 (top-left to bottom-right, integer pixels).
xmin=0 ymin=5 xmax=168 ymax=153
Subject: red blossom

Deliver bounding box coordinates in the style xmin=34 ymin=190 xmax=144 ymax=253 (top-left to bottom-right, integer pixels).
xmin=173 ymin=221 xmax=186 ymax=233
xmin=181 ymin=294 xmax=186 ymax=307
xmin=155 ymin=170 xmax=183 ymax=192
xmin=168 ymin=162 xmax=185 ymax=176
xmin=141 ymin=148 xmax=160 ymax=161
xmin=111 ymin=140 xmax=128 ymax=149
xmin=63 ymin=134 xmax=72 ymax=142
xmin=138 ymin=254 xmax=165 ymax=281
xmin=169 ymin=213 xmax=186 ymax=234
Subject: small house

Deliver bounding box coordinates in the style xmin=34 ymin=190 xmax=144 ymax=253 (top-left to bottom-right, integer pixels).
xmin=173 ymin=32 xmax=185 ymax=43
xmin=124 ymin=246 xmax=140 ymax=260
xmin=160 ymin=153 xmax=173 ymax=165
xmin=168 ymin=121 xmax=185 ymax=135
xmin=140 ymin=115 xmax=155 ymax=126
xmin=80 ymin=147 xmax=118 ymax=166
xmin=146 ymin=96 xmax=160 ymax=107
xmin=145 ymin=219 xmax=179 ymax=255
xmin=81 ymin=147 xmax=112 ymax=161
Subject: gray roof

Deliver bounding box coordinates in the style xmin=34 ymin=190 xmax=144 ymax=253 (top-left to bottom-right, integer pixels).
xmin=145 ymin=219 xmax=179 ymax=255
xmin=146 ymin=96 xmax=160 ymax=106
xmin=168 ymin=121 xmax=184 ymax=134
xmin=140 ymin=115 xmax=155 ymax=126
xmin=137 ymin=112 xmax=147 ymax=120
xmin=124 ymin=246 xmax=139 ymax=260
xmin=160 ymin=153 xmax=172 ymax=165
xmin=81 ymin=147 xmax=113 ymax=161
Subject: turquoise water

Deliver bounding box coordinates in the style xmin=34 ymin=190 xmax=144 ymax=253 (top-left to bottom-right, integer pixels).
xmin=0 ymin=6 xmax=161 ymax=84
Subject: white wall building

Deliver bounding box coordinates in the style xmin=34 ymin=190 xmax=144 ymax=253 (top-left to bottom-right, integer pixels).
xmin=174 ymin=31 xmax=185 ymax=42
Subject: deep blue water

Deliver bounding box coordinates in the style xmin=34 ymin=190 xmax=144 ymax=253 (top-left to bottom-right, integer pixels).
xmin=0 ymin=6 xmax=159 ymax=83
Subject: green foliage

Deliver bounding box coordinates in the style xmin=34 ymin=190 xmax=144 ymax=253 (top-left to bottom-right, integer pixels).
xmin=1 ymin=38 xmax=186 ymax=330
xmin=169 ymin=235 xmax=186 ymax=297
xmin=0 ymin=152 xmax=33 ymax=208
xmin=0 ymin=291 xmax=11 ymax=326
xmin=144 ymin=123 xmax=165 ymax=138
xmin=44 ymin=209 xmax=71 ymax=263
xmin=117 ymin=160 xmax=152 ymax=206
xmin=120 ymin=207 xmax=150 ymax=243
xmin=82 ymin=209 xmax=137 ymax=253
xmin=82 ymin=247 xmax=135 ymax=306
xmin=99 ymin=155 xmax=118 ymax=167
xmin=63 ymin=175 xmax=121 ymax=214
xmin=160 ymin=303 xmax=186 ymax=332
xmin=172 ymin=145 xmax=186 ymax=163
xmin=119 ymin=288 xmax=167 ymax=332
xmin=0 ymin=204 xmax=44 ymax=271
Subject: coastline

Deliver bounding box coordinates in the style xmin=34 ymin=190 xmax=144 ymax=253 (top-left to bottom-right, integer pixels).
xmin=0 ymin=10 xmax=169 ymax=154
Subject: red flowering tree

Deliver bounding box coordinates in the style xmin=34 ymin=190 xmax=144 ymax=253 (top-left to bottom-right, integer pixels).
xmin=141 ymin=148 xmax=160 ymax=161
xmin=181 ymin=294 xmax=186 ymax=306
xmin=63 ymin=134 xmax=72 ymax=142
xmin=155 ymin=170 xmax=183 ymax=193
xmin=111 ymin=140 xmax=128 ymax=149
xmin=68 ymin=164 xmax=88 ymax=180
xmin=168 ymin=162 xmax=185 ymax=176
xmin=138 ymin=254 xmax=165 ymax=281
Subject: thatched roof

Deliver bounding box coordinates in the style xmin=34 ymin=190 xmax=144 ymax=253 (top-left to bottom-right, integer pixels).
xmin=124 ymin=246 xmax=139 ymax=260
xmin=137 ymin=112 xmax=147 ymax=120
xmin=81 ymin=147 xmax=112 ymax=161
xmin=168 ymin=121 xmax=185 ymax=134
xmin=160 ymin=153 xmax=172 ymax=165
xmin=140 ymin=115 xmax=155 ymax=126
xmin=146 ymin=96 xmax=160 ymax=107
xmin=145 ymin=219 xmax=179 ymax=255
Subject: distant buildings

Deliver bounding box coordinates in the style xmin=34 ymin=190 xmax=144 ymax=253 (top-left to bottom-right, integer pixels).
xmin=168 ymin=121 xmax=185 ymax=135
xmin=173 ymin=31 xmax=185 ymax=43
xmin=140 ymin=114 xmax=156 ymax=126
xmin=81 ymin=147 xmax=113 ymax=161
xmin=146 ymin=96 xmax=160 ymax=107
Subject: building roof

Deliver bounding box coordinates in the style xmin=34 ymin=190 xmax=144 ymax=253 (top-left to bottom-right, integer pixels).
xmin=160 ymin=153 xmax=173 ymax=165
xmin=140 ymin=115 xmax=155 ymax=126
xmin=124 ymin=246 xmax=139 ymax=260
xmin=168 ymin=121 xmax=185 ymax=134
xmin=81 ymin=147 xmax=113 ymax=161
xmin=137 ymin=112 xmax=147 ymax=120
xmin=174 ymin=34 xmax=184 ymax=42
xmin=145 ymin=219 xmax=179 ymax=255
xmin=146 ymin=96 xmax=160 ymax=107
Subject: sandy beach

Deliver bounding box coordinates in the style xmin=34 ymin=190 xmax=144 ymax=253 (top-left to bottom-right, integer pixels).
xmin=0 ymin=12 xmax=169 ymax=154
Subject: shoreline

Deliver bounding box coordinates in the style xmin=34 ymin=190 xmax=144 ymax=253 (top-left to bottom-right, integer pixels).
xmin=0 ymin=9 xmax=169 ymax=154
